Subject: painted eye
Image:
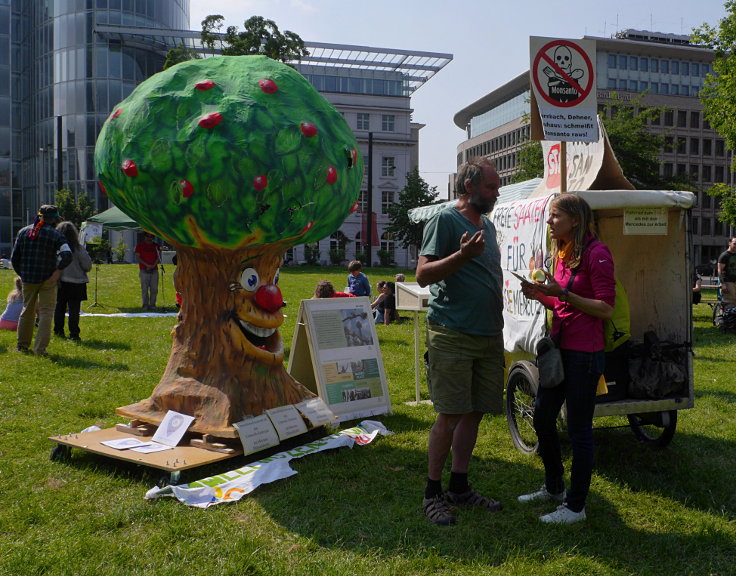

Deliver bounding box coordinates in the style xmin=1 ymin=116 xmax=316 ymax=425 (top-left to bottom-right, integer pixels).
xmin=274 ymin=268 xmax=280 ymax=285
xmin=240 ymin=268 xmax=259 ymax=291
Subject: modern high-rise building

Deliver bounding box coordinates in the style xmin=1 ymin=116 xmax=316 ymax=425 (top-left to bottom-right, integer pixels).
xmin=454 ymin=30 xmax=732 ymax=268
xmin=0 ymin=1 xmax=451 ymax=269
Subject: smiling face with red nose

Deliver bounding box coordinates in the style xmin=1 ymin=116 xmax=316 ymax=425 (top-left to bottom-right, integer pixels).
xmin=227 ymin=251 xmax=287 ymax=366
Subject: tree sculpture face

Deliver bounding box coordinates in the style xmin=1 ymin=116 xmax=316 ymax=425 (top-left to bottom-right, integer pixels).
xmin=94 ymin=56 xmax=363 ymax=438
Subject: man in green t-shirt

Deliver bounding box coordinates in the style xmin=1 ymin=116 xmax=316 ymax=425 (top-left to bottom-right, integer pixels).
xmin=416 ymin=157 xmax=504 ymax=526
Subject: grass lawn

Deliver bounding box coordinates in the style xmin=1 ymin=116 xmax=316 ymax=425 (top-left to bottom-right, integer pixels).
xmin=0 ymin=265 xmax=734 ymax=576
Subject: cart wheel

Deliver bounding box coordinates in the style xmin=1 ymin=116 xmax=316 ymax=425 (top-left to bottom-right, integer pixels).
xmin=713 ymin=302 xmax=724 ymax=327
xmin=627 ymin=410 xmax=677 ymax=448
xmin=506 ymin=361 xmax=539 ymax=454
xmin=50 ymin=444 xmax=72 ymax=462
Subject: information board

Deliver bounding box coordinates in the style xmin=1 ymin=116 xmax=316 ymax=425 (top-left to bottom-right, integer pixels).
xmin=287 ymin=297 xmax=391 ymax=422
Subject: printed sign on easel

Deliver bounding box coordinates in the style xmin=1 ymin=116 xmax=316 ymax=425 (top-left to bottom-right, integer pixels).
xmin=287 ymin=297 xmax=391 ymax=422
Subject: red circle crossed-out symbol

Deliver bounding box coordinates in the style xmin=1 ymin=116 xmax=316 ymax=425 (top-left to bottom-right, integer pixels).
xmin=532 ymin=39 xmax=594 ymax=108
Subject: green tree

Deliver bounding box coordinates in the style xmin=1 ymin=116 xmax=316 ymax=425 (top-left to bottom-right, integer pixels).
xmin=693 ymin=4 xmax=736 ymax=225
xmin=512 ymin=139 xmax=544 ymax=183
xmin=386 ymin=168 xmax=439 ymax=252
xmin=200 ymin=15 xmax=308 ymax=63
xmin=163 ymin=45 xmax=201 ymax=70
xmin=55 ymin=189 xmax=95 ymax=230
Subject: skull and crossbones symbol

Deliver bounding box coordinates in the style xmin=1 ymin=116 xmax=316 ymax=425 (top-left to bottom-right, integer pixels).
xmin=544 ymin=46 xmax=584 ymax=81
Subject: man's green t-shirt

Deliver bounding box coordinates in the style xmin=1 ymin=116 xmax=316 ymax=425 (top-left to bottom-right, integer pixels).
xmin=420 ymin=208 xmax=503 ymax=336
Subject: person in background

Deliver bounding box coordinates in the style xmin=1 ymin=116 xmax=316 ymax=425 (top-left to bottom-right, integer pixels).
xmin=376 ymin=281 xmax=397 ymax=325
xmin=54 ymin=221 xmax=92 ymax=341
xmin=518 ymin=194 xmax=615 ymax=524
xmin=0 ymin=276 xmax=23 ymax=330
xmin=10 ymin=204 xmax=72 ymax=355
xmin=313 ymin=280 xmax=355 ymax=298
xmin=346 ymin=260 xmax=371 ymax=296
xmin=416 ymin=157 xmax=505 ymax=526
xmin=692 ymin=272 xmax=702 ymax=305
xmin=134 ymin=232 xmax=161 ymax=310
xmin=371 ymin=280 xmax=387 ymax=319
xmin=395 ymin=273 xmax=406 ymax=283
xmin=717 ymin=237 xmax=736 ymax=309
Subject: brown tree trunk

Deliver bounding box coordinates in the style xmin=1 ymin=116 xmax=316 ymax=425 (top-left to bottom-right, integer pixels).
xmin=117 ymin=243 xmax=315 ymax=439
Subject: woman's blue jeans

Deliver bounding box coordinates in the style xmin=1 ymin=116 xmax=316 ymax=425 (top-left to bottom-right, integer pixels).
xmin=533 ymin=348 xmax=604 ymax=512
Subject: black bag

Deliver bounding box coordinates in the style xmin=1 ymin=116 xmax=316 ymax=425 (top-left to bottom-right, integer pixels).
xmin=536 ymin=336 xmax=564 ymax=388
xmin=720 ymin=306 xmax=736 ymax=333
xmin=628 ymin=331 xmax=688 ymax=399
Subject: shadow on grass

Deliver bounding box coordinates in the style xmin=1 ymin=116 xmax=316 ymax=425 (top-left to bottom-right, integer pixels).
xmin=74 ymin=338 xmax=133 ymax=351
xmin=48 ymin=353 xmax=129 ymax=370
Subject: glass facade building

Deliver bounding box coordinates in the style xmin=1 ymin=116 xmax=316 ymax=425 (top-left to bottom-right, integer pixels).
xmin=0 ymin=0 xmax=189 ymax=256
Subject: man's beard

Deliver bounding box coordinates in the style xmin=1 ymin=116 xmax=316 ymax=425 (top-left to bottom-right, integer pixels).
xmin=469 ymin=191 xmax=494 ymax=214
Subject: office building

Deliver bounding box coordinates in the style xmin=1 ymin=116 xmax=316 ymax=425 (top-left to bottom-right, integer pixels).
xmin=454 ymin=30 xmax=731 ymax=267
xmin=0 ymin=1 xmax=451 ymax=269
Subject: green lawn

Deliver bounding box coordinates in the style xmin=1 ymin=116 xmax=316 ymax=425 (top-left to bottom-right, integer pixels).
xmin=0 ymin=265 xmax=734 ymax=576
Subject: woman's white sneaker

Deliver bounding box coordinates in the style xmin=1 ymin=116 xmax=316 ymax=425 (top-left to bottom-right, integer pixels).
xmin=518 ymin=485 xmax=565 ymax=504
xmin=539 ymin=504 xmax=586 ymax=524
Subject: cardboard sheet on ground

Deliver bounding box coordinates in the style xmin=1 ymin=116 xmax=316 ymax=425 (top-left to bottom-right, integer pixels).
xmin=145 ymin=421 xmax=391 ymax=508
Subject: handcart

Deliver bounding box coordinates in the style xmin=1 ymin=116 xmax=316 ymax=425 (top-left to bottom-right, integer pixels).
xmin=501 ymin=189 xmax=696 ymax=452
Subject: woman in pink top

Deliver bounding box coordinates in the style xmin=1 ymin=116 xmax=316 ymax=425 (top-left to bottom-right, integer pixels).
xmin=517 ymin=194 xmax=615 ymax=524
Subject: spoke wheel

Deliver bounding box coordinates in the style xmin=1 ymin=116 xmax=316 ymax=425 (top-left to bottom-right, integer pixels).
xmin=506 ymin=361 xmax=539 ymax=454
xmin=627 ymin=410 xmax=677 ymax=448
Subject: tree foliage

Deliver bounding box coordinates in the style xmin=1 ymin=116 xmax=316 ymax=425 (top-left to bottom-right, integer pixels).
xmin=693 ymin=3 xmax=736 ymax=225
xmin=200 ymin=15 xmax=309 ymax=63
xmin=386 ymin=168 xmax=439 ymax=250
xmin=55 ymin=189 xmax=96 ymax=230
xmin=163 ymin=45 xmax=201 ymax=70
xmin=512 ymin=139 xmax=544 ymax=183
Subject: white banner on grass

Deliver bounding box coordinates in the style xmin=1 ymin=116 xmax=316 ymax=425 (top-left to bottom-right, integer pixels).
xmin=145 ymin=421 xmax=392 ymax=508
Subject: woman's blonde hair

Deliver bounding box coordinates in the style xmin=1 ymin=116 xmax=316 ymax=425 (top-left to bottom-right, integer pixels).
xmin=8 ymin=276 xmax=22 ymax=302
xmin=549 ymin=194 xmax=596 ymax=270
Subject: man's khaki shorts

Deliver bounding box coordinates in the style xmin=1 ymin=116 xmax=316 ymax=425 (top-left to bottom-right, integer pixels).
xmin=426 ymin=322 xmax=504 ymax=415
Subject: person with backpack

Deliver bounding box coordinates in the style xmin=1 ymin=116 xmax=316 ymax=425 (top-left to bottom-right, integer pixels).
xmin=517 ymin=194 xmax=615 ymax=524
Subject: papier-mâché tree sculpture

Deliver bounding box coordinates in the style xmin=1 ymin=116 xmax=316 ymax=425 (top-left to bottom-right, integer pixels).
xmin=95 ymin=56 xmax=363 ymax=439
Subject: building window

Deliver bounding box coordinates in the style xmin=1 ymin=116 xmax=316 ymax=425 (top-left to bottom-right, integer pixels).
xmin=671 ymin=85 xmax=679 ymax=96
xmin=690 ymin=111 xmax=700 ymax=128
xmin=381 ymin=190 xmax=394 ymax=214
xmin=682 ymin=62 xmax=689 ymax=76
xmin=690 ymin=165 xmax=699 ymax=179
xmin=664 ymin=110 xmax=674 ymax=126
xmin=663 ymin=163 xmax=673 ymax=177
xmin=608 ymin=54 xmax=617 ymax=68
xmin=330 ymin=230 xmax=348 ymax=251
xmin=381 ymin=156 xmax=396 ymax=177
xmin=677 ymin=137 xmax=686 ymax=154
xmin=661 ymin=60 xmax=669 ymax=74
xmin=702 ymin=218 xmax=711 ymax=236
xmin=672 ymin=61 xmax=679 ymax=74
xmin=640 ymin=57 xmax=648 ymax=72
xmin=661 ymin=83 xmax=669 ymax=95
xmin=618 ymin=79 xmax=627 ymax=90
xmin=677 ymin=163 xmax=687 ymax=176
xmin=703 ymin=165 xmax=712 ymax=182
xmin=358 ymin=189 xmax=367 ymax=212
xmin=629 ymin=80 xmax=637 ymax=91
xmin=690 ymin=138 xmax=700 ymax=155
xmin=629 ymin=56 xmax=638 ymax=70
xmin=702 ymin=63 xmax=710 ymax=76
xmin=652 ymin=59 xmax=659 ymax=73
xmin=380 ymin=232 xmax=396 ymax=265
xmin=381 ymin=114 xmax=395 ymax=132
xmin=716 ymin=140 xmax=725 ymax=156
xmin=664 ymin=136 xmax=674 ymax=153
xmin=618 ymin=55 xmax=627 ymax=69
xmin=357 ymin=113 xmax=369 ymax=130
xmin=677 ymin=111 xmax=687 ymax=128
xmin=691 ymin=63 xmax=699 ymax=75
xmin=704 ymin=139 xmax=712 ymax=156
xmin=651 ymin=82 xmax=659 ymax=94
xmin=640 ymin=81 xmax=649 ymax=92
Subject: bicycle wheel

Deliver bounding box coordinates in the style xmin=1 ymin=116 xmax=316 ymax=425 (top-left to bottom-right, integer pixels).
xmin=627 ymin=410 xmax=677 ymax=448
xmin=506 ymin=361 xmax=539 ymax=454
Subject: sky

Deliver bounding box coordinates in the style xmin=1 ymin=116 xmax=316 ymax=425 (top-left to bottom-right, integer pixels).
xmin=189 ymin=0 xmax=729 ymax=197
